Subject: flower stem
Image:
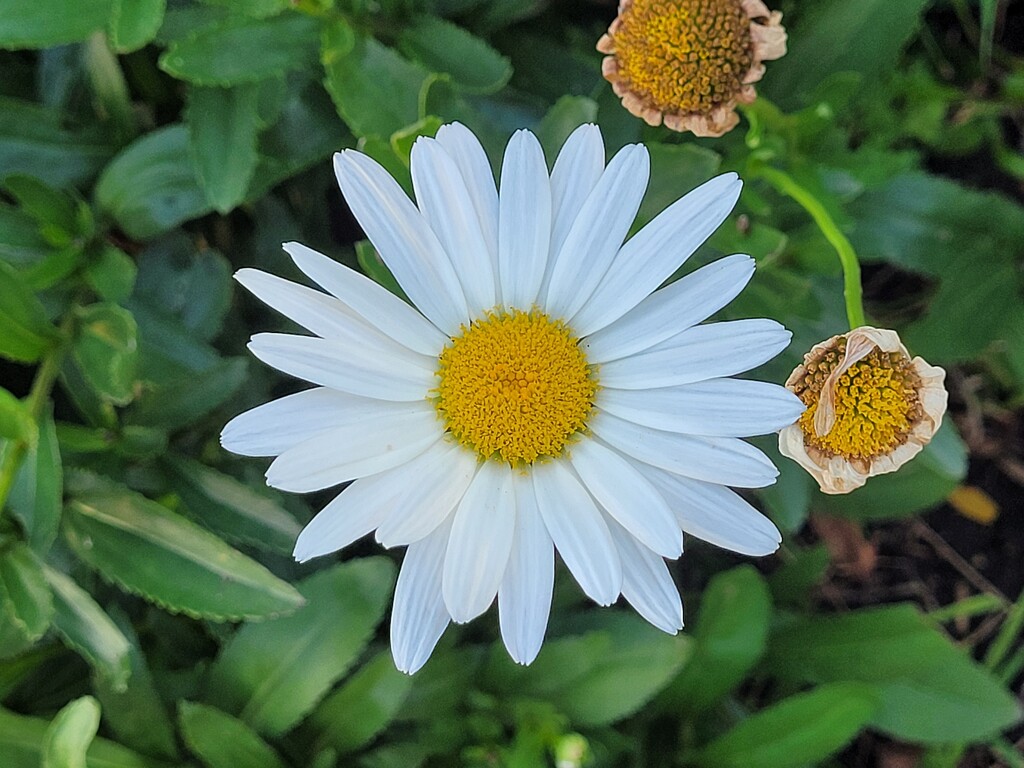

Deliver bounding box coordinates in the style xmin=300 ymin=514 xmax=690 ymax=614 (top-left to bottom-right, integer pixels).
xmin=756 ymin=165 xmax=867 ymax=330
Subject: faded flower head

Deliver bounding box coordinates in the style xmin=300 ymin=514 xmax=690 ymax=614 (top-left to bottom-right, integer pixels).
xmin=597 ymin=0 xmax=787 ymax=137
xmin=778 ymin=326 xmax=948 ymax=495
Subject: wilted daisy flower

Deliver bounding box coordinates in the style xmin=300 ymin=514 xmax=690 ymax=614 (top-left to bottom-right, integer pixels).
xmin=597 ymin=0 xmax=787 ymax=137
xmin=778 ymin=326 xmax=948 ymax=495
xmin=222 ymin=123 xmax=803 ymax=673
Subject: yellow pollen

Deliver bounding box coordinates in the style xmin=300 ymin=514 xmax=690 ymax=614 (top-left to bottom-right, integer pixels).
xmin=434 ymin=309 xmax=597 ymax=465
xmin=793 ymin=342 xmax=923 ymax=461
xmin=612 ymin=0 xmax=754 ymax=114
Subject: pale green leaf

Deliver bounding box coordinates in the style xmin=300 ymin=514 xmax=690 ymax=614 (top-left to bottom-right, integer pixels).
xmin=0 ymin=261 xmax=61 ymax=363
xmin=42 ymin=696 xmax=101 ymax=768
xmin=109 ymin=0 xmax=166 ymax=52
xmin=70 ymin=303 xmax=139 ymax=406
xmin=0 ymin=544 xmax=52 ymax=643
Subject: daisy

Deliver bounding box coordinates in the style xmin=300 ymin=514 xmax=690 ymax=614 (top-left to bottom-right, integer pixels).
xmin=779 ymin=326 xmax=948 ymax=495
xmin=221 ymin=123 xmax=803 ymax=673
xmin=598 ymin=0 xmax=787 ymax=137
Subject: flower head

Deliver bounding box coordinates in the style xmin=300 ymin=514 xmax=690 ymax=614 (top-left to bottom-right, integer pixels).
xmin=778 ymin=326 xmax=948 ymax=495
xmin=597 ymin=0 xmax=786 ymax=136
xmin=222 ymin=123 xmax=802 ymax=673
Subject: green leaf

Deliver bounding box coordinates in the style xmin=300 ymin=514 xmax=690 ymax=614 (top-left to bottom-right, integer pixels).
xmin=187 ymin=83 xmax=264 ymax=213
xmin=762 ymin=0 xmax=930 ymax=109
xmin=0 ymin=97 xmax=114 ymax=187
xmin=85 ymin=246 xmax=137 ymax=303
xmin=196 ymin=0 xmax=289 ymax=18
xmin=63 ymin=485 xmax=304 ymax=621
xmin=0 ymin=261 xmax=61 ymax=363
xmin=159 ymin=12 xmax=319 ymax=85
xmin=95 ymin=125 xmax=211 ymax=240
xmin=0 ymin=202 xmax=52 ymax=266
xmin=322 ymin=29 xmax=428 ymax=139
xmin=0 ymin=0 xmax=113 ymax=49
xmin=206 ymin=558 xmax=396 ymax=736
xmin=635 ymin=142 xmax=722 ymax=228
xmin=398 ymin=17 xmax=511 ymax=94
xmin=661 ymin=565 xmax=771 ymax=713
xmin=310 ymin=650 xmax=414 ymax=754
xmin=0 ymin=544 xmax=52 ymax=643
xmin=2 ymin=174 xmax=82 ymax=243
xmin=9 ymin=405 xmax=62 ymax=553
xmin=165 ymin=457 xmax=299 ymax=554
xmin=179 ymin=702 xmax=286 ymax=768
xmin=0 ymin=706 xmax=159 ymax=768
xmin=536 ymin=95 xmax=598 ymax=162
xmin=0 ymin=388 xmax=34 ymax=443
xmin=695 ymin=683 xmax=878 ymax=768
xmin=766 ymin=604 xmax=1024 ymax=742
xmin=43 ymin=565 xmax=131 ymax=691
xmin=108 ymin=0 xmax=165 ymax=52
xmin=42 ymin=696 xmax=101 ymax=768
xmin=129 ymin=357 xmax=247 ymax=430
xmin=70 ymin=303 xmax=139 ymax=406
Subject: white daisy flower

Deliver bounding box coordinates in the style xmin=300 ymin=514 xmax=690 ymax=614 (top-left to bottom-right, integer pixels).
xmin=222 ymin=123 xmax=803 ymax=673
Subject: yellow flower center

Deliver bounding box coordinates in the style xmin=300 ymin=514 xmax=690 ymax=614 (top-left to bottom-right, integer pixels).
xmin=612 ymin=0 xmax=753 ymax=114
xmin=434 ymin=309 xmax=597 ymax=465
xmin=793 ymin=342 xmax=923 ymax=461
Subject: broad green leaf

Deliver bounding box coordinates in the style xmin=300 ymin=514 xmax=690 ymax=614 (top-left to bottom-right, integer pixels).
xmin=70 ymin=303 xmax=139 ymax=406
xmin=165 ymin=457 xmax=299 ymax=554
xmin=206 ymin=558 xmax=396 ymax=736
xmin=0 ymin=203 xmax=52 ymax=266
xmin=127 ymin=303 xmax=220 ymax=379
xmin=0 ymin=707 xmax=158 ymax=768
xmin=159 ymin=13 xmax=318 ymax=85
xmin=179 ymin=702 xmax=285 ymax=768
xmin=767 ymin=545 xmax=830 ymax=609
xmin=0 ymin=97 xmax=114 ymax=187
xmin=187 ymin=83 xmax=264 ymax=213
xmin=43 ymin=565 xmax=131 ymax=691
xmin=322 ymin=29 xmax=428 ymax=139
xmin=1 ymin=175 xmax=82 ymax=243
xmin=0 ymin=388 xmax=34 ymax=443
xmin=660 ymin=565 xmax=771 ymax=713
xmin=109 ymin=0 xmax=165 ymax=52
xmin=695 ymin=683 xmax=878 ymax=768
xmin=763 ymin=0 xmax=930 ymax=109
xmin=10 ymin=406 xmax=62 ymax=553
xmin=0 ymin=544 xmax=52 ymax=643
xmin=129 ymin=357 xmax=247 ymax=430
xmin=196 ymin=0 xmax=289 ymax=18
xmin=0 ymin=0 xmax=113 ymax=49
xmin=310 ymin=650 xmax=414 ymax=754
xmin=42 ymin=696 xmax=101 ymax=768
xmin=536 ymin=95 xmax=598 ymax=162
xmin=85 ymin=246 xmax=137 ymax=303
xmin=635 ymin=142 xmax=721 ymax=228
xmin=95 ymin=125 xmax=211 ymax=240
xmin=63 ymin=486 xmax=304 ymax=621
xmin=0 ymin=261 xmax=61 ymax=363
xmin=766 ymin=604 xmax=1023 ymax=742
xmin=398 ymin=17 xmax=511 ymax=94
xmin=93 ymin=611 xmax=178 ymax=761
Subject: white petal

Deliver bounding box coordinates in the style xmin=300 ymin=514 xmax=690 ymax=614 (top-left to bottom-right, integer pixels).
xmin=442 ymin=461 xmax=516 ymax=623
xmin=569 ymin=438 xmax=682 ymax=558
xmin=588 ymin=411 xmax=779 ymax=488
xmin=247 ymin=333 xmax=435 ymax=402
xmin=572 ymin=174 xmax=742 ymax=336
xmin=545 ymin=143 xmax=650 ymax=320
xmin=548 ymin=123 xmax=605 ymax=265
xmin=434 ymin=122 xmax=499 ymax=277
xmin=597 ymin=379 xmax=806 ymax=438
xmin=499 ymin=472 xmax=554 ymax=665
xmin=607 ymin=519 xmax=683 ymax=634
xmin=334 ymin=150 xmax=469 ymax=334
xmin=266 ymin=405 xmax=441 ymax=492
xmin=497 ymin=130 xmax=552 ymax=309
xmin=391 ymin=517 xmax=452 ymax=674
xmin=292 ymin=471 xmax=407 ymax=562
xmin=531 ymin=460 xmax=621 ymax=605
xmin=637 ymin=463 xmax=781 ymax=556
xmin=223 ymin=388 xmax=414 ymax=458
xmin=598 ymin=319 xmax=791 ymax=388
xmin=411 ymin=138 xmax=496 ymax=315
xmin=583 ymin=254 xmax=755 ymax=363
xmin=375 ymin=441 xmax=480 ymax=548
xmin=284 ymin=242 xmax=447 ymax=357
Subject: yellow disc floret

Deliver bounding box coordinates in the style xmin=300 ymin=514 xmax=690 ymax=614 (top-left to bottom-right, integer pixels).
xmin=612 ymin=0 xmax=754 ymax=114
xmin=435 ymin=310 xmax=597 ymax=465
xmin=792 ymin=341 xmax=924 ymax=461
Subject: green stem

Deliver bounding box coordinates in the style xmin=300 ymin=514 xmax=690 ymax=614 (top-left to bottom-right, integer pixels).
xmin=756 ymin=165 xmax=866 ymax=329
